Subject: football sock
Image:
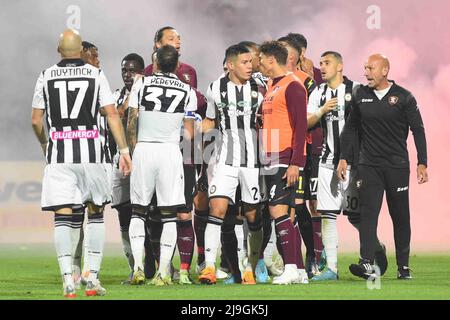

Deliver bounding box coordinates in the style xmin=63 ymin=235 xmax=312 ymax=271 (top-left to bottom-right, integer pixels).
xmin=86 ymin=212 xmax=105 ymax=282
xmin=247 ymin=217 xmax=263 ymax=271
xmin=297 ymin=203 xmax=315 ymax=258
xmin=54 ymin=214 xmax=74 ymax=277
xmin=129 ymin=211 xmax=146 ymax=271
xmin=204 ymin=215 xmax=224 ymax=268
xmin=322 ymin=215 xmax=338 ymax=273
xmin=194 ymin=209 xmax=208 ymax=265
xmin=312 ymin=216 xmax=324 ymax=264
xmin=264 ymin=220 xmax=276 ymax=266
xmin=274 ymin=215 xmax=297 ymax=265
xmin=159 ymin=214 xmax=178 ymax=278
xmin=177 ymin=219 xmax=195 ymax=271
xmin=293 ymin=216 xmax=305 ymax=269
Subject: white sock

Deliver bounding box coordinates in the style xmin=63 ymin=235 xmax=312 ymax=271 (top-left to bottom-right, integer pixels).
xmin=158 ymin=221 xmax=177 ymax=278
xmin=322 ymin=217 xmax=338 ymax=273
xmin=264 ymin=221 xmax=276 ymax=266
xmin=129 ymin=215 xmax=146 ymax=272
xmin=204 ymin=220 xmax=222 ymax=268
xmin=86 ymin=213 xmax=105 ymax=282
xmin=54 ymin=214 xmax=73 ymax=277
xmin=121 ymin=231 xmax=134 ymax=271
xmin=235 ymin=223 xmax=246 ymax=272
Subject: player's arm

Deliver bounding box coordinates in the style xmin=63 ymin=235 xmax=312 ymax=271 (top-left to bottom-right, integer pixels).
xmin=404 ymin=93 xmax=428 ymax=184
xmin=307 ymin=87 xmax=338 ymax=128
xmin=202 ymin=84 xmax=217 ymax=133
xmin=285 ymin=81 xmax=308 ymax=187
xmin=31 ymin=72 xmax=48 ymax=156
xmin=31 ymin=108 xmax=47 ymax=156
xmin=127 ymin=108 xmax=138 ymax=155
xmin=183 ymin=88 xmax=198 ymax=140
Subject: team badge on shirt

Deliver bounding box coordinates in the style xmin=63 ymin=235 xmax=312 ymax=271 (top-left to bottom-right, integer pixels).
xmin=345 ymin=93 xmax=352 ymax=102
xmin=210 ymin=185 xmax=216 ymax=194
xmin=251 ymin=91 xmax=258 ymax=98
xmin=183 ymin=73 xmax=191 ymax=83
xmin=388 ymin=96 xmax=399 ymax=105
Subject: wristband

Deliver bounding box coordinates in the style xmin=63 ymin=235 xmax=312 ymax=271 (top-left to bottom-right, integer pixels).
xmin=120 ymin=147 xmax=130 ymax=154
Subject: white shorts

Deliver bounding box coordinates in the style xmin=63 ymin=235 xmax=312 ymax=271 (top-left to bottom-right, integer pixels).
xmin=130 ymin=142 xmax=185 ymax=209
xmin=317 ymin=166 xmax=359 ymax=214
xmin=41 ymin=163 xmax=111 ymax=211
xmin=111 ymin=154 xmax=130 ymax=207
xmin=208 ymin=164 xmax=260 ymax=204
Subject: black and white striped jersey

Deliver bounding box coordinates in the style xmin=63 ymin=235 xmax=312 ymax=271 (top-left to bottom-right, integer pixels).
xmin=307 ymin=77 xmax=359 ymax=168
xmin=32 ymin=59 xmax=115 ymax=164
xmin=128 ymin=72 xmax=197 ymax=144
xmin=107 ymin=87 xmax=130 ymax=159
xmin=206 ymin=74 xmax=265 ymax=168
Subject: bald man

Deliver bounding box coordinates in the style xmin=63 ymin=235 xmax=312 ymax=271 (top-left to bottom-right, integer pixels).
xmin=337 ymin=54 xmax=428 ymax=280
xmin=31 ymin=29 xmax=131 ymax=297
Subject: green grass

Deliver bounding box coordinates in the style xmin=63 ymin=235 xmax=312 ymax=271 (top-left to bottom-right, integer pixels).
xmin=0 ymin=244 xmax=449 ymax=300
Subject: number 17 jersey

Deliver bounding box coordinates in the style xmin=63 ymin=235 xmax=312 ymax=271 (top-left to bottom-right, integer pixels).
xmin=32 ymin=58 xmax=115 ymax=164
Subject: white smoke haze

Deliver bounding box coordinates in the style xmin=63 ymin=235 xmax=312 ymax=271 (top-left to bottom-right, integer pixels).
xmin=1 ymin=0 xmax=449 ymax=247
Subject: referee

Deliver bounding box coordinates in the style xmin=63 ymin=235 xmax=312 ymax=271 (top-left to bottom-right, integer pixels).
xmin=337 ymin=54 xmax=428 ymax=280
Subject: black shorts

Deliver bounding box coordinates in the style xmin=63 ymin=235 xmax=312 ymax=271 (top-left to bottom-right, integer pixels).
xmin=307 ymin=156 xmax=319 ymax=201
xmin=294 ymin=167 xmax=308 ymax=201
xmin=263 ymin=166 xmax=295 ymax=206
xmin=177 ymin=164 xmax=197 ymax=213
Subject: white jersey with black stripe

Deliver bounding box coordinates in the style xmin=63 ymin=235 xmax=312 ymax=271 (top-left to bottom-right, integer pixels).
xmin=206 ymin=74 xmax=264 ymax=168
xmin=307 ymin=77 xmax=359 ymax=168
xmin=32 ymin=59 xmax=115 ymax=164
xmin=128 ymin=72 xmax=197 ymax=144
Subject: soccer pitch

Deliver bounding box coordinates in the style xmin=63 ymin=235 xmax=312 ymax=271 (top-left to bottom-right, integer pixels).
xmin=0 ymin=244 xmax=449 ymax=300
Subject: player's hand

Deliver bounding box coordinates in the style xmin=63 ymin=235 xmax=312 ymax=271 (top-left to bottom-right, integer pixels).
xmin=119 ymin=153 xmax=132 ymax=177
xmin=284 ymin=165 xmax=299 ymax=187
xmin=322 ymin=98 xmax=338 ymax=114
xmin=300 ymin=57 xmax=314 ymax=77
xmin=417 ymin=164 xmax=428 ymax=184
xmin=336 ymin=159 xmax=348 ymax=181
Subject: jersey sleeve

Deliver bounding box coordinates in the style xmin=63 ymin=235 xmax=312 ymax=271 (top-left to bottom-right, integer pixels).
xmin=32 ymin=71 xmax=45 ymax=109
xmin=184 ymin=87 xmax=198 ymax=117
xmin=405 ymin=93 xmax=427 ymax=166
xmin=205 ymin=84 xmax=216 ymax=119
xmin=307 ymin=86 xmax=321 ymax=114
xmin=98 ymin=71 xmax=115 ymax=107
xmin=128 ymin=78 xmax=144 ymax=109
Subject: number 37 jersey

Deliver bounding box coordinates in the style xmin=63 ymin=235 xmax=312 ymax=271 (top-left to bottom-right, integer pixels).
xmin=128 ymin=72 xmax=197 ymax=144
xmin=32 ymin=59 xmax=115 ymax=164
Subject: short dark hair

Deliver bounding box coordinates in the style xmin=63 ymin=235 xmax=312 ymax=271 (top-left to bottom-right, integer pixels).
xmin=277 ymin=36 xmax=302 ymax=55
xmin=225 ymin=44 xmax=250 ymax=61
xmin=122 ymin=53 xmax=145 ymax=70
xmin=154 ymin=26 xmax=175 ymax=44
xmin=286 ymin=33 xmax=307 ymax=49
xmin=82 ymin=41 xmax=97 ymax=50
xmin=260 ymin=41 xmax=288 ymax=66
xmin=156 ymin=45 xmax=179 ymax=73
xmin=321 ymin=51 xmax=343 ymax=63
xmin=238 ymin=41 xmax=259 ymax=51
